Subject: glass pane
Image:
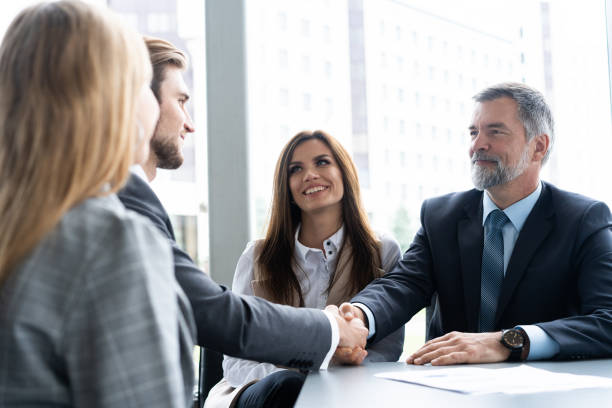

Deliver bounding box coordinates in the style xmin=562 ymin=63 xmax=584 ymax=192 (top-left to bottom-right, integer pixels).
xmin=107 ymin=0 xmax=209 ymax=274
xmin=245 ymin=0 xmax=612 ymax=351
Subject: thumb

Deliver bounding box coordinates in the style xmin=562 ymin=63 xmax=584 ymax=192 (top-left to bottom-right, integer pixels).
xmin=339 ymin=302 xmax=354 ymax=320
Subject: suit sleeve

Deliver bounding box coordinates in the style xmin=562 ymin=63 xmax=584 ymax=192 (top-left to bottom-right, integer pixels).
xmin=537 ymin=201 xmax=612 ymax=359
xmin=351 ymin=201 xmax=435 ymax=344
xmin=363 ymin=233 xmax=405 ymax=361
xmin=222 ymin=244 xmax=285 ymax=388
xmin=120 ymin=187 xmax=332 ymax=370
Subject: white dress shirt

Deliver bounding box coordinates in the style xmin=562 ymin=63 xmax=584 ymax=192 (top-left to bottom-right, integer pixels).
xmin=223 ymin=225 xmax=402 ymax=388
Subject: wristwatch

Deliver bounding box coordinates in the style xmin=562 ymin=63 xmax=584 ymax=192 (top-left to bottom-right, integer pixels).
xmin=500 ymin=327 xmax=530 ymax=361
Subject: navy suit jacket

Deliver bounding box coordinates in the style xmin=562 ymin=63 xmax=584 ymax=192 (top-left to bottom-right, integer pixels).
xmin=118 ymin=174 xmax=331 ymax=370
xmin=352 ymin=182 xmax=612 ymax=359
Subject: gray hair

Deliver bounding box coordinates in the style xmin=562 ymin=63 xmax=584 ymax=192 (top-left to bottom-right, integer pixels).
xmin=473 ymin=82 xmax=554 ymax=164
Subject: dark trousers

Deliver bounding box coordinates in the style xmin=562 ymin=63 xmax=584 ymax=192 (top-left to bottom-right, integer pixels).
xmin=236 ymin=370 xmax=306 ymax=408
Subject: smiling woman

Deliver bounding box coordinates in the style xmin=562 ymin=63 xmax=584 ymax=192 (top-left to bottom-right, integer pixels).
xmin=288 ymin=138 xmax=345 ymax=219
xmin=204 ymin=130 xmax=405 ymax=408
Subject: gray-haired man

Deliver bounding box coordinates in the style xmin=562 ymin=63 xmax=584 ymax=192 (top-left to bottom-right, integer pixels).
xmin=340 ymin=82 xmax=612 ymax=365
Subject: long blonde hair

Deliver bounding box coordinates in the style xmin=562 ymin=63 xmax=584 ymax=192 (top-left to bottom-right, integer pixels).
xmin=0 ymin=1 xmax=151 ymax=282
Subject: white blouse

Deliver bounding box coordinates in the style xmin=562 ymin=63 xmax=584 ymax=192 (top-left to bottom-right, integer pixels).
xmin=223 ymin=226 xmax=404 ymax=388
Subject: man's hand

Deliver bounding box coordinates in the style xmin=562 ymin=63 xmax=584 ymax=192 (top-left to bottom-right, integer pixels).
xmin=338 ymin=302 xmax=367 ymax=329
xmin=331 ymin=346 xmax=367 ymax=365
xmin=406 ymin=331 xmax=511 ymax=366
xmin=325 ymin=305 xmax=368 ymax=365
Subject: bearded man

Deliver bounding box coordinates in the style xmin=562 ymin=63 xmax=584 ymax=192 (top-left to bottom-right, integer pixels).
xmin=335 ymin=82 xmax=612 ymax=365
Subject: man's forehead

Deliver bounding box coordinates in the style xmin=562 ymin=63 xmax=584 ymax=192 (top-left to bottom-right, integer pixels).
xmin=471 ymin=97 xmax=518 ymax=124
xmin=161 ymin=66 xmax=189 ymax=95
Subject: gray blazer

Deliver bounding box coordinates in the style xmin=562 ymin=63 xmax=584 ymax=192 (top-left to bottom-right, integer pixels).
xmin=0 ymin=195 xmax=195 ymax=407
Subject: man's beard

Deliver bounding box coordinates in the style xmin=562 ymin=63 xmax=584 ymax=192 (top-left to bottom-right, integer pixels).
xmin=470 ymin=147 xmax=530 ymax=191
xmin=150 ymin=135 xmax=183 ymax=170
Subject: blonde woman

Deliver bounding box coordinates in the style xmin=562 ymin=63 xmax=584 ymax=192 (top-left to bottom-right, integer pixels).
xmin=0 ymin=2 xmax=194 ymax=407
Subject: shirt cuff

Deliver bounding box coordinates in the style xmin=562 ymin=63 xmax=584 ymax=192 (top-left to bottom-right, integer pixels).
xmin=320 ymin=310 xmax=340 ymax=370
xmin=352 ymin=303 xmax=376 ymax=340
xmin=518 ymin=325 xmax=560 ymax=360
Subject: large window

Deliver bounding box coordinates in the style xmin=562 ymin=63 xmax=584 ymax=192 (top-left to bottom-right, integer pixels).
xmin=3 ymin=0 xmax=611 ymax=358
xmin=242 ymin=0 xmax=612 ymax=353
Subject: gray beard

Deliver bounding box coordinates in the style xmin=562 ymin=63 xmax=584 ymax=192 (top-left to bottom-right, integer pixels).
xmin=470 ymin=148 xmax=530 ymax=191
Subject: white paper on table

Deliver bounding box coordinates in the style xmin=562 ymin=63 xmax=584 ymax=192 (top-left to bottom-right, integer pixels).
xmin=375 ymin=365 xmax=612 ymax=395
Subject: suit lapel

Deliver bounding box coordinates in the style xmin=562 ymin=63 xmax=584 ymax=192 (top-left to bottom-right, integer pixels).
xmin=127 ymin=175 xmax=176 ymax=240
xmin=494 ymin=184 xmax=554 ymax=326
xmin=458 ymin=195 xmax=484 ymax=332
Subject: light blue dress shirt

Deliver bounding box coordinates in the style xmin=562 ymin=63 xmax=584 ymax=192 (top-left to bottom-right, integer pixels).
xmin=356 ymin=181 xmax=560 ymax=360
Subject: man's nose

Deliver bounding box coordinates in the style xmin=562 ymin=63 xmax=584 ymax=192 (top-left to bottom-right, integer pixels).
xmin=184 ymin=111 xmax=195 ymax=133
xmin=471 ymin=131 xmax=489 ymax=152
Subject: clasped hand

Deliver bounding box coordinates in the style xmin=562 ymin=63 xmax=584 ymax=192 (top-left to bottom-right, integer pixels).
xmin=325 ymin=304 xmax=368 ymax=365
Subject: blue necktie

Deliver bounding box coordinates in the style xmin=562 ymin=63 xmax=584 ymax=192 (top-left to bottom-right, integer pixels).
xmin=479 ymin=209 xmax=509 ymax=332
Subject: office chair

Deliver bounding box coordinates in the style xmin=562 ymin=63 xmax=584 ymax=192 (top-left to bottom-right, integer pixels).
xmin=195 ymin=347 xmax=224 ymax=408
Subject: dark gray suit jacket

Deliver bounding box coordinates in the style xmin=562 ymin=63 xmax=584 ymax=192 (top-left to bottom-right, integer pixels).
xmin=353 ymin=182 xmax=612 ymax=360
xmin=118 ymin=174 xmax=331 ymax=369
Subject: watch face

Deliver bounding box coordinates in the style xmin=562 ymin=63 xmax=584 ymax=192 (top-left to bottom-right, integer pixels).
xmin=503 ymin=329 xmax=524 ymax=348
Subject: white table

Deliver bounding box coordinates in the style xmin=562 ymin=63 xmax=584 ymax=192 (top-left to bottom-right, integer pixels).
xmin=295 ymin=360 xmax=612 ymax=407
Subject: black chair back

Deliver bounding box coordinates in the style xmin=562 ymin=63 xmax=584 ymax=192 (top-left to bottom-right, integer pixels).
xmin=196 ymin=347 xmax=224 ymax=408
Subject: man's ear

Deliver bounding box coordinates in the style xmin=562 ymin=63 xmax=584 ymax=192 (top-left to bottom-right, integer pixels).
xmin=531 ymin=133 xmax=550 ymax=163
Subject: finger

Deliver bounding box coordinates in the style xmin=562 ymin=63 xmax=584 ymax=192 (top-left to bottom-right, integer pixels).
xmin=422 ymin=331 xmax=457 ymax=347
xmin=325 ymin=304 xmax=340 ymax=315
xmin=334 ymin=346 xmax=353 ymax=357
xmin=339 ymin=303 xmax=354 ymax=320
xmin=345 ymin=348 xmax=367 ymax=365
xmin=408 ymin=342 xmax=440 ymax=362
xmin=352 ymin=348 xmax=368 ymax=365
xmin=410 ymin=336 xmax=457 ymax=361
xmin=413 ymin=345 xmax=456 ymax=365
xmin=431 ymin=351 xmax=469 ymax=366
xmin=334 ymin=347 xmax=365 ymax=364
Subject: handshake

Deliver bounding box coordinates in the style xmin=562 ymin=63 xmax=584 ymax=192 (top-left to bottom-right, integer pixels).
xmin=325 ymin=303 xmax=370 ymax=365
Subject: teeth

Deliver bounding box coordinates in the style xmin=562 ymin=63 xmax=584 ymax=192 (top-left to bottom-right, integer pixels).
xmin=305 ymin=186 xmax=327 ymax=195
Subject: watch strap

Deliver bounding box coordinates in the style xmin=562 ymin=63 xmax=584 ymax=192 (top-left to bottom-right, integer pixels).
xmin=517 ymin=327 xmax=530 ymax=361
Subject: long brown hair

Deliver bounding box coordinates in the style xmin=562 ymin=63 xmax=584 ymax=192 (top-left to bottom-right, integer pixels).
xmin=257 ymin=130 xmax=383 ymax=305
xmin=0 ymin=1 xmax=151 ymax=282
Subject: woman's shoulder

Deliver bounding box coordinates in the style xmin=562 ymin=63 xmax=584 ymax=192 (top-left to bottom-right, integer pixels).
xmin=372 ymin=230 xmax=400 ymax=250
xmin=371 ymin=230 xmax=401 ymax=272
xmin=71 ymin=194 xmax=163 ymax=237
xmin=53 ymin=194 xmax=170 ymax=264
xmin=232 ymin=239 xmax=265 ymax=293
xmin=240 ymin=239 xmax=261 ymax=259
xmin=6 ymin=194 xmax=173 ymax=327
